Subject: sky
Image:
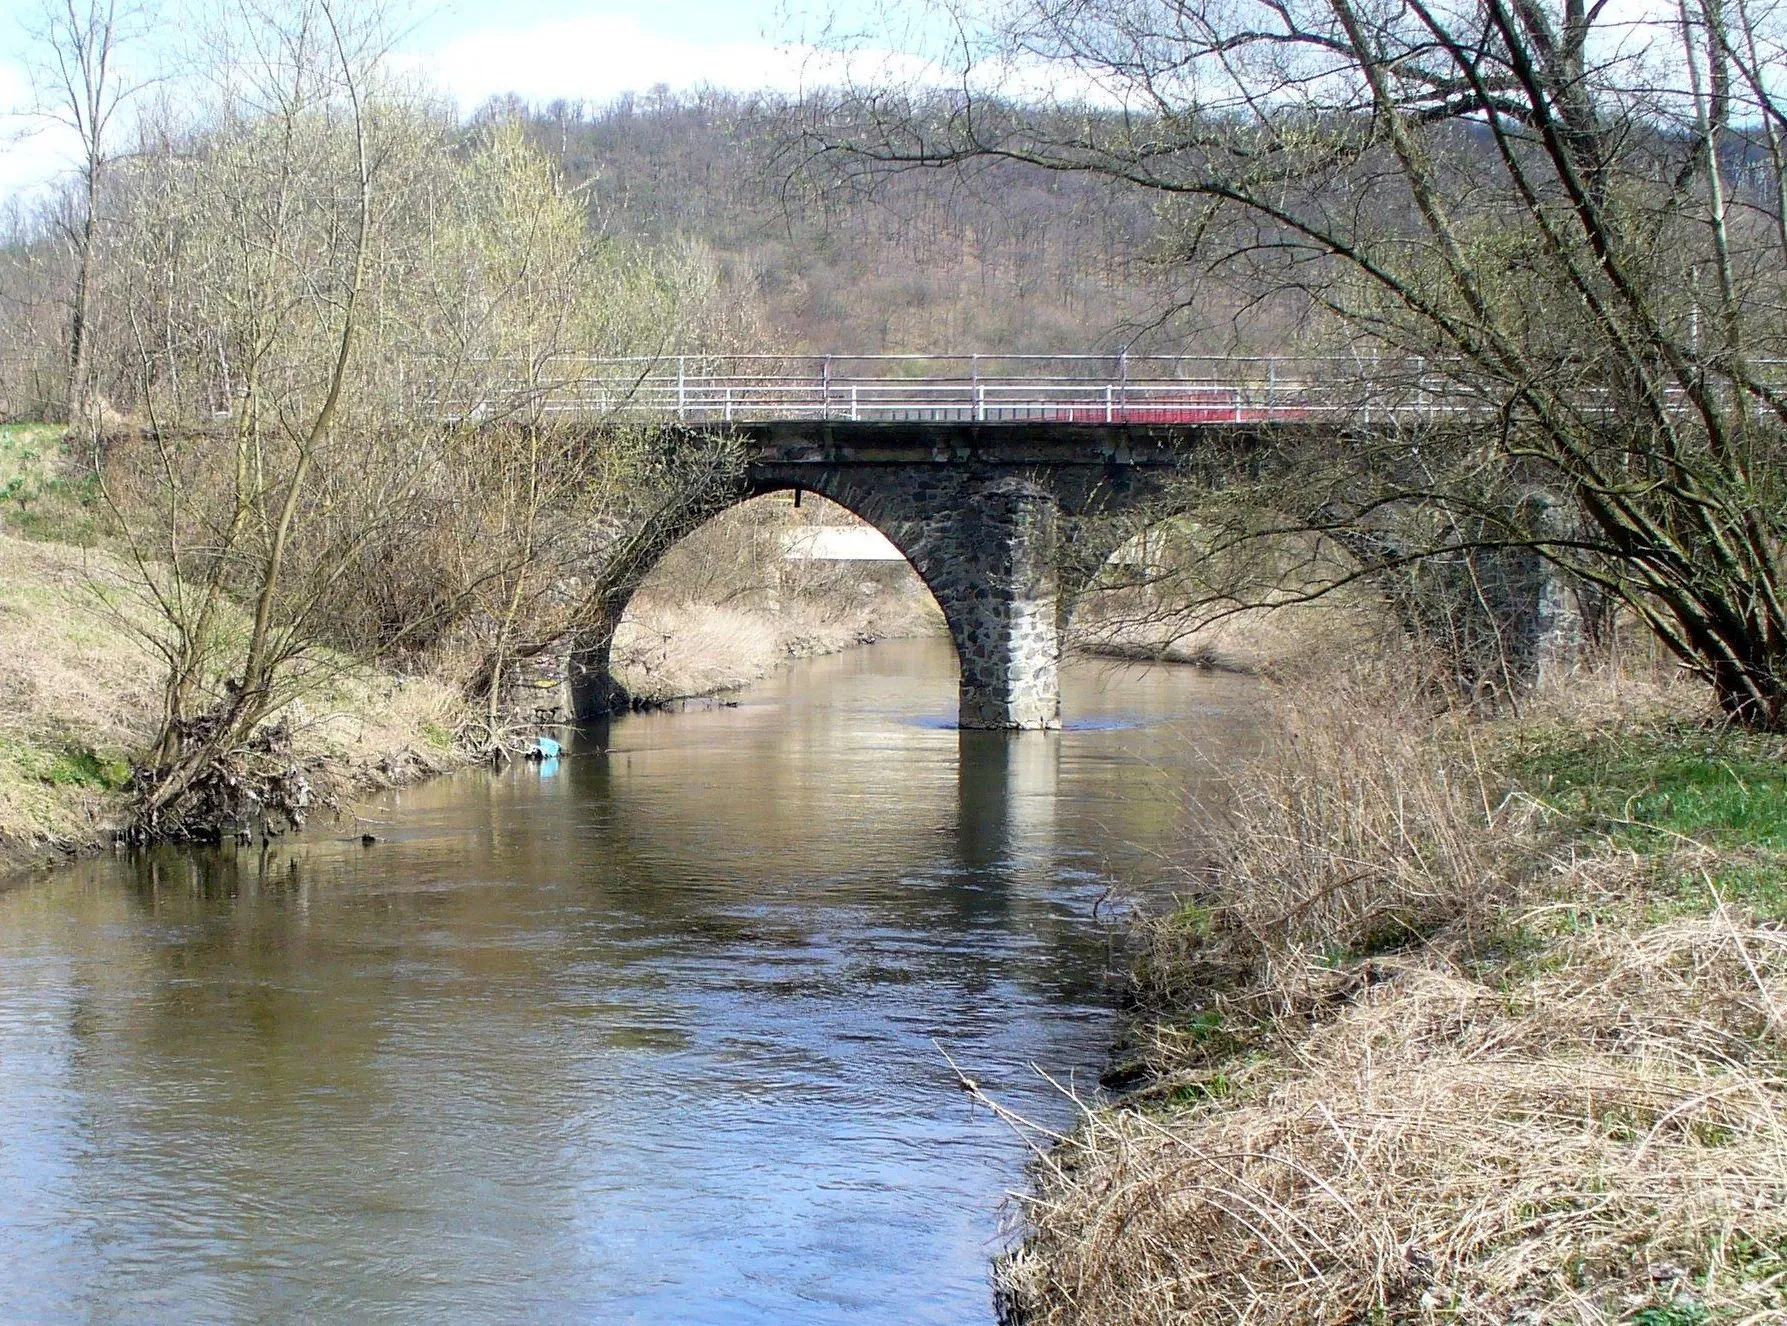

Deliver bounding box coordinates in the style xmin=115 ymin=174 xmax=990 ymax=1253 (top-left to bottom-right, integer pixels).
xmin=0 ymin=0 xmax=931 ymax=203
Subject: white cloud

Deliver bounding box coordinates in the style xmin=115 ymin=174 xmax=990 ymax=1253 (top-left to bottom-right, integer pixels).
xmin=0 ymin=58 xmax=82 ymax=208
xmin=0 ymin=11 xmax=939 ymax=204
xmin=413 ymin=12 xmax=930 ymax=112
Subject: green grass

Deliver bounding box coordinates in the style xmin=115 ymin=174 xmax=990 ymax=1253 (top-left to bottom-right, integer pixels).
xmin=0 ymin=735 xmax=132 ymax=791
xmin=1160 ymin=1072 xmax=1235 ymax=1107
xmin=1514 ymin=722 xmax=1787 ymax=918
xmin=1628 ymin=1300 xmax=1708 ymax=1326
xmin=0 ymin=423 xmax=105 ymax=544
xmin=1517 ymin=724 xmax=1787 ymax=851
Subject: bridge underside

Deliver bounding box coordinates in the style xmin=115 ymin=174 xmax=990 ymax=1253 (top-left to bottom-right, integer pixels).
xmin=566 ymin=421 xmax=1244 ymax=730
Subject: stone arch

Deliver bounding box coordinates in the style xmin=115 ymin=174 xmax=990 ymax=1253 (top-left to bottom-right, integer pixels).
xmin=1056 ymin=494 xmax=1588 ymax=686
xmin=568 ymin=463 xmax=1077 ymax=729
xmin=1048 ymin=465 xmax=1184 ymax=644
xmin=565 ymin=477 xmax=960 ymax=723
xmin=753 ymin=466 xmax=1068 ymax=728
xmin=750 ymin=472 xmax=967 ymax=637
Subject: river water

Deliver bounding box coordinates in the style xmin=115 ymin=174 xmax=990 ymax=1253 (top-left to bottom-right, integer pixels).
xmin=0 ymin=639 xmax=1253 ymax=1324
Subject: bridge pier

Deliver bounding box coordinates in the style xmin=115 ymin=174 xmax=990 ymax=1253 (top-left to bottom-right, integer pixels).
xmin=942 ymin=482 xmax=1063 ymax=730
xmin=566 ymin=618 xmax=628 ymax=720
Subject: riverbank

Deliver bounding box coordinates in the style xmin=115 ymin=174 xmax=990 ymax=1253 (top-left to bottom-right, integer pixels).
xmin=0 ymin=530 xmax=475 ymax=880
xmin=997 ymin=659 xmax=1787 ymax=1324
xmin=0 ymin=518 xmax=944 ymax=880
xmin=610 ymin=583 xmax=944 ymax=706
xmin=1066 ymin=599 xmax=1375 ymax=676
xmin=0 ymin=424 xmax=952 ymax=874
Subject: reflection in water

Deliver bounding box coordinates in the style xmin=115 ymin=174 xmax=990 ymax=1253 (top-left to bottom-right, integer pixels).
xmin=0 ymin=639 xmax=1255 ymax=1325
xmin=956 ymin=731 xmax=1059 ymax=876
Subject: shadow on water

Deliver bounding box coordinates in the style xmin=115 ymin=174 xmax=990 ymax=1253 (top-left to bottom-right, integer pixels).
xmin=0 ymin=638 xmax=1257 ymax=1325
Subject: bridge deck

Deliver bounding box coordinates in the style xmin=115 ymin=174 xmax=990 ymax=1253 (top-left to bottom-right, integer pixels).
xmin=719 ymin=418 xmax=1310 ymax=466
xmin=433 ymin=351 xmax=1787 ymax=432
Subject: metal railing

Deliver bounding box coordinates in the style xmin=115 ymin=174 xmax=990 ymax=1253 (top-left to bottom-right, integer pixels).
xmin=424 ymin=353 xmax=1457 ymax=426
xmin=419 ymin=352 xmax=1787 ymax=427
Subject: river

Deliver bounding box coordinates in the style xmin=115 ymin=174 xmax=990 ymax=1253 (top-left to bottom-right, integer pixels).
xmin=0 ymin=639 xmax=1253 ymax=1324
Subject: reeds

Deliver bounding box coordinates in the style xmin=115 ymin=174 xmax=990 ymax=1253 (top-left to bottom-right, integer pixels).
xmin=1132 ymin=668 xmax=1523 ymax=1031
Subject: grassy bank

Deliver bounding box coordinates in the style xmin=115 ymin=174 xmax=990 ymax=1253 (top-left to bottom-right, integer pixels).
xmin=0 ymin=430 xmax=945 ymax=875
xmin=611 ymin=585 xmax=943 ymax=705
xmin=998 ymin=662 xmax=1787 ymax=1325
xmin=0 ymin=523 xmax=473 ymax=879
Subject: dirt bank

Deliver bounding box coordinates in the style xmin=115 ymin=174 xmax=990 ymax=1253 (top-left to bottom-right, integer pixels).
xmin=1066 ymin=598 xmax=1377 ymax=676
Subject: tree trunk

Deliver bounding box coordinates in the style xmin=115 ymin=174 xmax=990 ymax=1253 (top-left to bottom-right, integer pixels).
xmin=65 ymin=178 xmax=97 ymax=423
xmin=1707 ymin=653 xmax=1787 ymax=731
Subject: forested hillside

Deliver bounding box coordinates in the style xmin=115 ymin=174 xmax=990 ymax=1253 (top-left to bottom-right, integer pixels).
xmin=0 ymin=87 xmax=1308 ymax=420
xmin=501 ymin=90 xmax=1250 ymax=355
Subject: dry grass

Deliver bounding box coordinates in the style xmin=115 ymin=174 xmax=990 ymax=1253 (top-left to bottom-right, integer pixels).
xmin=1137 ymin=668 xmax=1521 ymax=1011
xmin=1069 ymin=599 xmax=1381 ymax=677
xmin=1515 ymin=628 xmax=1717 ymax=732
xmin=999 ymin=660 xmax=1787 ymax=1326
xmin=614 ymin=575 xmax=944 ymax=704
xmin=0 ymin=530 xmax=469 ymax=873
xmin=0 ymin=534 xmax=159 ymax=853
xmin=1004 ymin=918 xmax=1787 ymax=1324
xmin=612 ymin=599 xmax=789 ymax=701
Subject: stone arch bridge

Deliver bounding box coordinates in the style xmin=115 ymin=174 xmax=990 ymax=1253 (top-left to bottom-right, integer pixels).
xmin=470 ymin=353 xmax=1537 ymax=729
xmin=566 ymin=418 xmax=1259 ymax=730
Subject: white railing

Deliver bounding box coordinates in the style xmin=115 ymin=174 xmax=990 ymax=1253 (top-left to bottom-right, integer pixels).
xmin=419 ymin=353 xmax=1787 ymax=427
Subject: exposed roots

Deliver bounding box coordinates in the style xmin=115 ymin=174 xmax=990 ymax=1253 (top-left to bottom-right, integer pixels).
xmin=128 ymin=714 xmax=327 ymax=843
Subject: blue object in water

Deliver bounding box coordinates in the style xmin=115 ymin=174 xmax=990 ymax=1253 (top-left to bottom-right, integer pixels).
xmin=534 ymin=735 xmax=562 ymax=759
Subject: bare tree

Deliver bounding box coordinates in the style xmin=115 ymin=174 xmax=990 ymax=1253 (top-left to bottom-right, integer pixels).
xmin=25 ymin=0 xmax=152 ymax=421
xmin=819 ymin=0 xmax=1787 ymax=725
xmin=70 ymin=16 xmax=752 ymax=831
xmin=105 ymin=0 xmax=391 ymax=834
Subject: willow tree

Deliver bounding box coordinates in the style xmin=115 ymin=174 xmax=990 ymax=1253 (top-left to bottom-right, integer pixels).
xmin=408 ymin=120 xmax=745 ymax=742
xmin=91 ymin=0 xmax=407 ymax=835
xmin=821 ymin=0 xmax=1787 ymax=724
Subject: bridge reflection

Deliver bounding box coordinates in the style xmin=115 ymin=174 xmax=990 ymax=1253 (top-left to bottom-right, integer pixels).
xmin=956 ymin=730 xmax=1059 ymax=877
